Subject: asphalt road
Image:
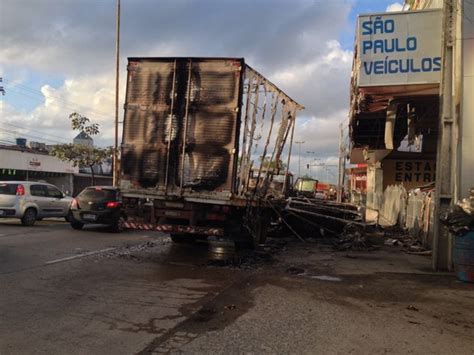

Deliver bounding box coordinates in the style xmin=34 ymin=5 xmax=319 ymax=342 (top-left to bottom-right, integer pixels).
xmin=1 ymin=218 xmax=473 ymax=354
xmin=0 ymin=219 xmax=241 ymax=354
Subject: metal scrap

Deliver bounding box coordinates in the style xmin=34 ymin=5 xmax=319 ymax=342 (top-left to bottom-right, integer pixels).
xmin=334 ymin=224 xmax=376 ymax=251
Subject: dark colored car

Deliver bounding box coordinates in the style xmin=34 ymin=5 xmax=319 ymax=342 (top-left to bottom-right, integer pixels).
xmin=69 ymin=186 xmax=125 ymax=232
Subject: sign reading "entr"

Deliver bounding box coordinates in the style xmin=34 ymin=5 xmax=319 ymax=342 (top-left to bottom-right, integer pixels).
xmin=383 ymin=159 xmax=436 ymax=189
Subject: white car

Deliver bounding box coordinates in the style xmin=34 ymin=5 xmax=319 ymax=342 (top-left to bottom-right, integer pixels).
xmin=0 ymin=181 xmax=73 ymax=226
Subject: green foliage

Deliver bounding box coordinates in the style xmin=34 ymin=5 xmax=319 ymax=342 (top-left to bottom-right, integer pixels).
xmin=70 ymin=112 xmax=100 ymax=136
xmin=50 ymin=144 xmax=113 ymax=168
xmin=50 ymin=112 xmax=112 ymax=184
xmin=259 ymin=157 xmax=287 ymax=171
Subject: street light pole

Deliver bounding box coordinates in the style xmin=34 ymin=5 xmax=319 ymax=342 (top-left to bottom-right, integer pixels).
xmin=295 ymin=141 xmax=305 ymax=178
xmin=337 ymin=122 xmax=345 ymax=202
xmin=113 ymin=0 xmax=121 ymax=187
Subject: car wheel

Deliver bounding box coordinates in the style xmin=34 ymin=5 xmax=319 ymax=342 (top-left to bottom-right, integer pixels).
xmin=70 ymin=220 xmax=84 ymax=230
xmin=21 ymin=208 xmax=37 ymax=226
xmin=65 ymin=211 xmax=73 ymax=222
xmin=109 ymin=215 xmax=125 ymax=233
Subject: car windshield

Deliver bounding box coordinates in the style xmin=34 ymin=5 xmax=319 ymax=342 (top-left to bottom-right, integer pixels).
xmin=0 ymin=183 xmax=18 ymax=195
xmin=296 ymin=179 xmax=316 ymax=192
xmin=79 ymin=188 xmax=116 ymax=201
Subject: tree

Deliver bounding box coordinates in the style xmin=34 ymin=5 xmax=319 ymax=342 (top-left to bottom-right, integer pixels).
xmin=50 ymin=113 xmax=113 ymax=185
xmin=259 ymin=157 xmax=287 ymax=172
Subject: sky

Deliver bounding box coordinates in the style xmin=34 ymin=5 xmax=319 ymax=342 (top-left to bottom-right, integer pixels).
xmin=0 ymin=0 xmax=404 ymax=182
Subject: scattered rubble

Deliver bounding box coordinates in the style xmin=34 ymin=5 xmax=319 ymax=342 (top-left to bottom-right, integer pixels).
xmin=333 ymin=224 xmax=377 ymax=251
xmin=407 ymin=305 xmax=420 ymax=312
xmin=206 ymin=250 xmax=273 ymax=269
xmin=286 ymin=267 xmax=305 ymax=275
xmin=98 ymin=239 xmax=170 ymax=260
xmin=440 ymin=205 xmax=474 ymax=236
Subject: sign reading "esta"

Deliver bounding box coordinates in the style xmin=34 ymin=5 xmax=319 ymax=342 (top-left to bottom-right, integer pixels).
xmin=357 ymin=10 xmax=442 ymax=87
xmin=383 ymin=159 xmax=436 ymax=189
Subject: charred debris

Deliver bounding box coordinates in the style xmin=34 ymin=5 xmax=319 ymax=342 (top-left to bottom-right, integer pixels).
xmin=118 ymin=57 xmax=377 ymax=248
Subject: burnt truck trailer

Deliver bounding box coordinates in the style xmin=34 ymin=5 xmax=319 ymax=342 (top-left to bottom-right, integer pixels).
xmin=120 ymin=57 xmax=303 ymax=246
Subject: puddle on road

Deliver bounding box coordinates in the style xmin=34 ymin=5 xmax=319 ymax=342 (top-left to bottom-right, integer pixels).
xmin=98 ymin=236 xmax=277 ymax=270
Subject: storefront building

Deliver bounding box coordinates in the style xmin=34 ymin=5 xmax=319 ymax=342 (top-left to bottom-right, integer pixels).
xmin=0 ymin=145 xmax=77 ymax=194
xmin=349 ymin=0 xmax=473 ymax=269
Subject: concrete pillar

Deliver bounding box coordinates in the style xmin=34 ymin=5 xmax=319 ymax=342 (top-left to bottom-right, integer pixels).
xmin=460 ymin=1 xmax=474 ymax=198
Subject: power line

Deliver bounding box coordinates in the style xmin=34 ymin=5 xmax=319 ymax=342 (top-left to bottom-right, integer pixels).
xmin=3 ymin=79 xmax=114 ymax=120
xmin=2 ymin=89 xmax=112 ymax=138
xmin=0 ymin=127 xmax=67 ymax=144
xmin=4 ymin=85 xmax=112 ymax=121
xmin=0 ymin=121 xmax=71 ymax=142
xmin=0 ymin=139 xmax=15 ymax=145
xmin=4 ymin=78 xmax=114 ymax=117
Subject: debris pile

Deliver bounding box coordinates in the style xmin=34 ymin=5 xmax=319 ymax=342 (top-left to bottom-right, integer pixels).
xmin=277 ymin=197 xmax=368 ymax=240
xmin=440 ymin=204 xmax=474 ymax=237
xmin=206 ymin=250 xmax=273 ymax=269
xmin=100 ymin=240 xmax=169 ymax=260
xmin=383 ymin=228 xmax=431 ymax=255
xmin=334 ymin=224 xmax=376 ymax=251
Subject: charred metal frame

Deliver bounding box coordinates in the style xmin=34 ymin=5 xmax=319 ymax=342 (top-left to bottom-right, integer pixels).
xmin=237 ymin=65 xmax=303 ymax=199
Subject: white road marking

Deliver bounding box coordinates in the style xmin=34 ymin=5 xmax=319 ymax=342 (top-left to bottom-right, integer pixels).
xmin=45 ymin=247 xmax=116 ymax=265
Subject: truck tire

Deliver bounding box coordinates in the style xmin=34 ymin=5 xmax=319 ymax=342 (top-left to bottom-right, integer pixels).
xmin=21 ymin=208 xmax=37 ymax=226
xmin=170 ymin=234 xmax=197 ymax=243
xmin=228 ymin=218 xmax=256 ymax=249
xmin=236 ymin=208 xmax=270 ymax=249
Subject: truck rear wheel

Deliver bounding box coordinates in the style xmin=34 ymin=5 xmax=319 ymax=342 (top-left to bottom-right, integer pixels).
xmin=229 ymin=215 xmax=269 ymax=249
xmin=170 ymin=234 xmax=197 ymax=243
xmin=240 ymin=208 xmax=271 ymax=249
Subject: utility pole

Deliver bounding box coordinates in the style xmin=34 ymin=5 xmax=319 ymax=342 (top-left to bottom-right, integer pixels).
xmin=337 ymin=122 xmax=345 ymax=203
xmin=432 ymin=0 xmax=461 ymax=271
xmin=294 ymin=141 xmax=305 ymax=178
xmin=113 ymin=0 xmax=121 ymax=187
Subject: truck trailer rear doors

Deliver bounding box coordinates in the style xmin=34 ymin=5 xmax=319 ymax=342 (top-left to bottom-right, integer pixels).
xmin=121 ymin=58 xmax=244 ymax=199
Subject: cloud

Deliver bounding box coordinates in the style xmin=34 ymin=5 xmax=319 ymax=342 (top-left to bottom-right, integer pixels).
xmin=0 ymin=0 xmax=354 ymax=155
xmin=270 ymin=40 xmax=353 ymax=117
xmin=0 ymin=74 xmax=118 ymax=146
xmin=386 ymin=2 xmax=404 ymax=12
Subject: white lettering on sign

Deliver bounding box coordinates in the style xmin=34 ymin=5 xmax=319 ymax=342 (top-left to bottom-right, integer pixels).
xmin=357 ymin=10 xmax=442 ymax=86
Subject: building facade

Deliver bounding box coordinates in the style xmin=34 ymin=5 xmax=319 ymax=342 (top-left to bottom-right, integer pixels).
xmin=0 ymin=145 xmax=78 ymax=194
xmin=349 ymin=0 xmax=473 ymax=269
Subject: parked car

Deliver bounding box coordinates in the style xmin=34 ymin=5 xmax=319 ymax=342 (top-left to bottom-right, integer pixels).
xmin=69 ymin=186 xmax=125 ymax=232
xmin=0 ymin=181 xmax=73 ymax=226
